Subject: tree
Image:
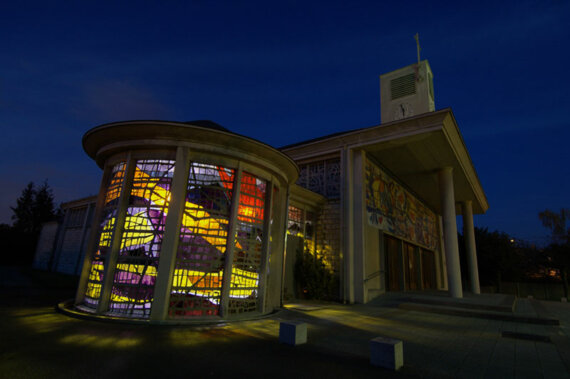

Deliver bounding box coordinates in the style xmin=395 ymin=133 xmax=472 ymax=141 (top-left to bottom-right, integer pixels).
xmin=539 ymin=209 xmax=570 ymax=245
xmin=539 ymin=208 xmax=570 ymax=298
xmin=11 ymin=182 xmax=36 ymax=233
xmin=468 ymin=227 xmax=523 ymax=291
xmin=11 ymin=181 xmax=57 ymax=235
xmin=4 ymin=181 xmax=58 ymax=265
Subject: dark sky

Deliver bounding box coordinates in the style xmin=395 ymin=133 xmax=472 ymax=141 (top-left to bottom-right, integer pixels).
xmin=1 ymin=1 xmax=569 ymax=246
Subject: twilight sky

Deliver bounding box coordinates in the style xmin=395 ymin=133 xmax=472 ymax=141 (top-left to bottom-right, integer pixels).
xmin=1 ymin=1 xmax=569 ymax=246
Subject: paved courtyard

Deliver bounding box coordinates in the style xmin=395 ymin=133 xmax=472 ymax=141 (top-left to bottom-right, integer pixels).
xmin=1 ymin=268 xmax=569 ymax=378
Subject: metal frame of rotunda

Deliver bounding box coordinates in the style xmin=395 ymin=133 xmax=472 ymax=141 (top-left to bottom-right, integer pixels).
xmin=74 ymin=120 xmax=298 ymax=323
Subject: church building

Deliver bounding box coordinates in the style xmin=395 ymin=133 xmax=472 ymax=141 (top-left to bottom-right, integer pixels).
xmin=34 ymin=60 xmax=488 ymax=323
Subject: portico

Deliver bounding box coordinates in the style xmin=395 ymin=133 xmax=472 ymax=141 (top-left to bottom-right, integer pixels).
xmin=282 ymin=108 xmax=488 ymax=302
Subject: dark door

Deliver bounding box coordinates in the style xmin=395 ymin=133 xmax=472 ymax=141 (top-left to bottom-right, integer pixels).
xmin=421 ymin=249 xmax=436 ymax=290
xmin=385 ymin=235 xmax=401 ymax=291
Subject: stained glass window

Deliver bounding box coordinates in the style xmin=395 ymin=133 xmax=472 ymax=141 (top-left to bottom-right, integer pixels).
xmin=228 ymin=171 xmax=266 ymax=314
xmin=108 ymin=160 xmax=175 ymax=317
xmin=287 ymin=206 xmax=303 ymax=236
xmin=84 ymin=162 xmax=126 ymax=308
xmin=169 ymin=163 xmax=234 ymax=317
xmin=296 ymin=158 xmax=340 ymax=198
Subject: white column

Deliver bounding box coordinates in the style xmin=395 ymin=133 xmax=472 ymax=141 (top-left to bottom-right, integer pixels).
xmin=150 ymin=147 xmax=190 ymax=322
xmin=257 ymin=180 xmax=274 ymax=313
xmin=352 ymin=149 xmax=366 ymax=303
xmin=341 ymin=147 xmax=354 ymax=303
xmin=462 ymin=200 xmax=480 ymax=294
xmin=219 ymin=165 xmax=243 ymax=317
xmin=438 ymin=167 xmax=463 ymax=298
xmin=97 ymin=155 xmax=136 ymax=314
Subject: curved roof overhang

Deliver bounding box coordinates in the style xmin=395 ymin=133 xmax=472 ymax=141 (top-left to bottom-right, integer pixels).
xmin=83 ymin=120 xmax=299 ymax=186
xmin=281 ymin=108 xmax=489 ymax=215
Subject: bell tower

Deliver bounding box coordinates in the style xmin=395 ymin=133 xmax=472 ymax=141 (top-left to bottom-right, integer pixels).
xmin=380 ymin=60 xmax=435 ymax=124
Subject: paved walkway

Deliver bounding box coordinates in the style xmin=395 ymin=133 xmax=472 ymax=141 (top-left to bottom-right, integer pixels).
xmin=1 ymin=278 xmax=569 ymax=378
xmin=280 ymin=293 xmax=570 ymax=378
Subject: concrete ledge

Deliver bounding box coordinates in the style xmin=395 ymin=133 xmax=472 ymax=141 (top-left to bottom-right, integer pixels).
xmin=399 ymin=302 xmax=560 ymax=325
xmin=370 ymin=336 xmax=403 ymax=370
xmin=279 ymin=321 xmax=307 ymax=345
xmin=502 ymin=331 xmax=551 ymax=343
xmin=57 ymin=299 xmax=282 ymax=325
xmin=401 ymin=294 xmax=515 ymax=313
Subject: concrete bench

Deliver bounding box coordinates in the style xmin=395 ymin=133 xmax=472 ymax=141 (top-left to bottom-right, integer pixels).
xmin=279 ymin=321 xmax=307 ymax=346
xmin=370 ymin=336 xmax=403 ymax=370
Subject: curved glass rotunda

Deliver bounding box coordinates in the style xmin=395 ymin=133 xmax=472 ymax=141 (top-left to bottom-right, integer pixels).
xmin=73 ymin=120 xmax=298 ymax=322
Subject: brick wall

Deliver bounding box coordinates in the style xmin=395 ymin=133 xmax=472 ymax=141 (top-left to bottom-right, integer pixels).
xmin=315 ymin=200 xmax=341 ymax=274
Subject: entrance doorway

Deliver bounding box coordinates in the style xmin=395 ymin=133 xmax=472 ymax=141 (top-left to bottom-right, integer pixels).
xmin=385 ymin=234 xmax=436 ymax=292
xmin=385 ymin=235 xmax=401 ymax=291
xmin=403 ymin=242 xmax=419 ymax=290
xmin=421 ymin=249 xmax=437 ymax=290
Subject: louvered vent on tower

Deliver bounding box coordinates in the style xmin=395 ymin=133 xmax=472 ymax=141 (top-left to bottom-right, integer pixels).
xmin=380 ymin=60 xmax=435 ymax=124
xmin=390 ymin=73 xmax=416 ymax=100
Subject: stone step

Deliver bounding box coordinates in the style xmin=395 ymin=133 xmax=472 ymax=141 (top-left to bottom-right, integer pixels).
xmin=398 ymin=302 xmax=560 ymax=325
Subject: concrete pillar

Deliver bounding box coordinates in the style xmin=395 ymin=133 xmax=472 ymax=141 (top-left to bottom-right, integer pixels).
xmin=276 ymin=185 xmax=290 ymax=309
xmin=436 ymin=216 xmax=447 ymax=290
xmin=462 ymin=200 xmax=480 ymax=294
xmin=97 ymin=155 xmax=136 ymax=314
xmin=352 ymin=149 xmax=366 ymax=303
xmin=438 ymin=167 xmax=463 ymax=298
xmin=149 ymin=147 xmax=190 ymax=322
xmin=219 ymin=165 xmax=243 ymax=317
xmin=257 ymin=180 xmax=274 ymax=313
xmin=341 ymin=147 xmax=355 ymax=303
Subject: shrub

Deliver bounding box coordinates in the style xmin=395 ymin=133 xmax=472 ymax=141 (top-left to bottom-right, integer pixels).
xmin=294 ymin=247 xmax=338 ymax=300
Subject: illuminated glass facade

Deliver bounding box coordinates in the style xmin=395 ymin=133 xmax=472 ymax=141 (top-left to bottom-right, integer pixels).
xmin=75 ymin=120 xmax=297 ymax=322
xmin=84 ymin=162 xmax=126 ymax=308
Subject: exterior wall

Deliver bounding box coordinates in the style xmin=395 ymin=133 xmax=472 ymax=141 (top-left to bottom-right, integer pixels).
xmin=33 ymin=200 xmax=96 ymax=276
xmin=314 ymin=200 xmax=341 ymax=274
xmin=365 ymin=159 xmax=439 ymax=250
xmin=295 ymin=158 xmax=342 ymax=280
xmin=33 ymin=221 xmax=59 ymax=271
xmin=363 ymin=223 xmax=383 ymax=298
xmin=55 ymin=228 xmax=89 ymax=275
xmin=296 ymin=158 xmax=341 ymax=199
xmin=363 ymin=158 xmax=443 ymax=298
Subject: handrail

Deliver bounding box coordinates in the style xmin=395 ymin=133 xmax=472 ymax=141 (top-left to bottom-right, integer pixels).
xmin=364 ymin=270 xmax=384 ymax=282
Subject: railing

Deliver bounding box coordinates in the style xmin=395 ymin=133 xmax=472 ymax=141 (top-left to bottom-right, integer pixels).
xmin=364 ymin=270 xmax=384 ymax=283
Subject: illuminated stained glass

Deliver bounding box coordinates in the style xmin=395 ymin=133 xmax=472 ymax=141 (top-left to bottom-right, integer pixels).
xmin=84 ymin=162 xmax=126 ymax=308
xmin=287 ymin=206 xmax=303 ymax=236
xmin=228 ymin=171 xmax=266 ymax=314
xmin=168 ymin=165 xmax=266 ymax=317
xmin=108 ymin=160 xmax=175 ymax=317
xmin=85 ymin=157 xmax=270 ymax=319
xmin=169 ymin=163 xmax=234 ymax=317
